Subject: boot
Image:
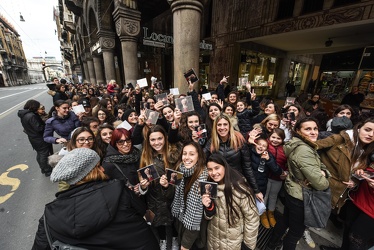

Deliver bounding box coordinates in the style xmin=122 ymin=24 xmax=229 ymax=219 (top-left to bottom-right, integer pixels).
xmin=267 ymin=210 xmax=276 ymax=227
xmin=260 ymin=212 xmax=270 ymax=229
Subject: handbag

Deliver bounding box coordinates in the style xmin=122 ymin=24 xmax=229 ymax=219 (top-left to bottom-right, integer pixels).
xmin=287 ymin=158 xmax=331 ymax=228
xmin=302 ymin=186 xmax=331 ymax=228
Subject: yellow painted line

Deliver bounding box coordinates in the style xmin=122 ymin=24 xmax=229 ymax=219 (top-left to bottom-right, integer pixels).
xmin=0 ymin=164 xmax=29 ymax=204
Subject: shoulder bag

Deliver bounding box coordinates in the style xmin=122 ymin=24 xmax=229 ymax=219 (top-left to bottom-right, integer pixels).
xmin=288 ymin=162 xmax=331 ymax=228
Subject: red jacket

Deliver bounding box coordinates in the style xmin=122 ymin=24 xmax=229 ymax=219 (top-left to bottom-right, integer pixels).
xmin=351 ymin=170 xmax=374 ymax=219
xmin=267 ymin=143 xmax=287 ymax=181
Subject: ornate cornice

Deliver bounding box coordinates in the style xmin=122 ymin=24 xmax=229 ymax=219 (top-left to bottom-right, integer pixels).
xmin=265 ymin=5 xmax=367 ymax=35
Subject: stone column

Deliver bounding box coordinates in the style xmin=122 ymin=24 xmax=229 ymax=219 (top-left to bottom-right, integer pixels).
xmin=113 ymin=5 xmax=141 ymax=86
xmin=99 ymin=36 xmax=116 ymax=83
xmin=86 ymin=53 xmax=97 ymax=85
xmin=170 ymin=0 xmax=203 ymax=93
xmin=92 ymin=55 xmax=105 ymax=85
xmin=82 ymin=61 xmax=90 ymax=82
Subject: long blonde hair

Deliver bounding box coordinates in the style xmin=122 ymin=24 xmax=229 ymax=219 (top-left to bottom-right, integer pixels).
xmin=210 ymin=113 xmax=245 ymax=152
xmin=140 ymin=125 xmax=170 ymax=169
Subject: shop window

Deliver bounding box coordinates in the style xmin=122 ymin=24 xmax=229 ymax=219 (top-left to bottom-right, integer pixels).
xmin=277 ymin=0 xmax=295 ymax=20
xmin=302 ymin=0 xmax=323 ymax=14
xmin=333 ymin=0 xmax=360 ymax=7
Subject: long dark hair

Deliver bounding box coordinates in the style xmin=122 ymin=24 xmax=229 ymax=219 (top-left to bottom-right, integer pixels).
xmin=207 ymin=153 xmax=256 ymax=227
xmin=352 ymin=117 xmax=374 ymax=170
xmin=24 ymin=99 xmax=40 ymax=112
xmin=179 ymin=111 xmax=202 ymax=143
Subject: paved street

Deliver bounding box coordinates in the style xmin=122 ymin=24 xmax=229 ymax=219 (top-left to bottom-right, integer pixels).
xmin=0 ymin=83 xmax=58 ymax=249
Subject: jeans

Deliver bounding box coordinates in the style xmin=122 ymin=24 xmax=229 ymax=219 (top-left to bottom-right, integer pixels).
xmin=264 ymin=179 xmax=283 ymax=211
xmin=268 ymin=192 xmax=305 ymax=250
xmin=36 ymin=146 xmax=52 ymax=174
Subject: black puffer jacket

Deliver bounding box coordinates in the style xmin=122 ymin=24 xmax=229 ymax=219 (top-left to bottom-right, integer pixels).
xmin=32 ymin=180 xmax=158 ymax=250
xmin=236 ymin=100 xmax=260 ymax=137
xmin=102 ymin=144 xmax=141 ymax=186
xmin=145 ymin=143 xmax=182 ymax=227
xmin=249 ymin=145 xmax=282 ymax=195
xmin=18 ymin=109 xmax=51 ymax=150
xmin=204 ymin=139 xmax=260 ymax=194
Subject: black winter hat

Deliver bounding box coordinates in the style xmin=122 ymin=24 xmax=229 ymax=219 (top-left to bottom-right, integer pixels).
xmin=122 ymin=109 xmax=136 ymax=122
xmin=331 ymin=116 xmax=353 ymax=134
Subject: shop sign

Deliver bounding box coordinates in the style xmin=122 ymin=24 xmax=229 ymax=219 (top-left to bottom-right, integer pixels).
xmin=142 ymin=27 xmax=212 ymax=50
xmin=143 ymin=39 xmax=165 ymax=48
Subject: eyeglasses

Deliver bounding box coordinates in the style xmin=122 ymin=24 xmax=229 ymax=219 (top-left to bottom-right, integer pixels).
xmin=77 ymin=137 xmax=94 ymax=144
xmin=116 ymin=138 xmax=132 ymax=146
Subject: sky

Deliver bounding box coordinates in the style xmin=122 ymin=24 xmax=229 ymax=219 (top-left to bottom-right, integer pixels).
xmin=0 ymin=0 xmax=62 ymax=61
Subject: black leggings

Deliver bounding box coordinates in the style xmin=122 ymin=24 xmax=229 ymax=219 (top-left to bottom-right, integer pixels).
xmin=341 ymin=201 xmax=374 ymax=250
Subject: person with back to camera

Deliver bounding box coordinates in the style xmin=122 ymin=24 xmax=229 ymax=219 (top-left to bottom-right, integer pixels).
xmin=31 ymin=148 xmax=158 ymax=250
xmin=18 ymin=99 xmax=53 ymax=177
xmin=202 ymin=153 xmax=259 ymax=250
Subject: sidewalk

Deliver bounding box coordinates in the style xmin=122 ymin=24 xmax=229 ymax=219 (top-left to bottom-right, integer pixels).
xmin=255 ymin=200 xmax=342 ymax=250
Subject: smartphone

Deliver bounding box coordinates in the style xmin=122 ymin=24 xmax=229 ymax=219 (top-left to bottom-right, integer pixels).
xmin=288 ymin=112 xmax=296 ymax=121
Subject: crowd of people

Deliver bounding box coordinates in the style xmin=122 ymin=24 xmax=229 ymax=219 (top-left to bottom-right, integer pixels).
xmin=18 ymin=76 xmax=374 ymax=250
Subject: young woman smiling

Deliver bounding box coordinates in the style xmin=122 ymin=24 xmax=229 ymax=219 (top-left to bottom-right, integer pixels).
xmin=203 ymin=153 xmax=259 ymax=250
xmin=140 ymin=125 xmax=182 ymax=250
xmin=204 ymin=114 xmax=262 ymax=201
xmin=160 ymin=141 xmax=208 ymax=250
xmin=267 ymin=117 xmax=330 ymax=250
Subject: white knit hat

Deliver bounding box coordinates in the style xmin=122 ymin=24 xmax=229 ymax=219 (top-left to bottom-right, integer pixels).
xmin=50 ymin=148 xmax=100 ymax=185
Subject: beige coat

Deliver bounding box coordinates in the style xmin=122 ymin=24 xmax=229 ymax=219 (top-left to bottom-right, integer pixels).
xmin=206 ymin=184 xmax=259 ymax=250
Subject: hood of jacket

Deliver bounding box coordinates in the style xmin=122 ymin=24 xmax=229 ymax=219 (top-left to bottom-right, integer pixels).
xmin=284 ymin=136 xmax=316 ymax=158
xmin=17 ymin=109 xmax=33 ymax=119
xmin=45 ymin=180 xmax=124 ymax=239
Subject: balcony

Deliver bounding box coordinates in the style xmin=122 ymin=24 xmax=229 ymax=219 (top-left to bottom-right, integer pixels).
xmin=64 ymin=0 xmax=83 ymax=16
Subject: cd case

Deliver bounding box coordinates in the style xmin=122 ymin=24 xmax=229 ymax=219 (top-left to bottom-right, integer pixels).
xmin=166 ymin=168 xmax=183 ymax=185
xmin=137 ymin=164 xmax=160 ymax=182
xmin=199 ymin=181 xmax=218 ymax=199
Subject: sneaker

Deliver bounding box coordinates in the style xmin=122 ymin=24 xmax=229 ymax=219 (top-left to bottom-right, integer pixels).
xmin=303 ymin=230 xmax=316 ymax=248
xmin=159 ymin=240 xmax=167 ymax=250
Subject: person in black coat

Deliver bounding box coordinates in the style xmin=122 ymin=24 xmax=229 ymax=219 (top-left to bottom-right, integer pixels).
xmin=31 ymin=148 xmax=158 ymax=250
xmin=18 ymin=100 xmax=53 ymax=176
xmin=53 ymin=84 xmax=69 ymax=103
xmin=203 ymin=113 xmax=262 ymax=201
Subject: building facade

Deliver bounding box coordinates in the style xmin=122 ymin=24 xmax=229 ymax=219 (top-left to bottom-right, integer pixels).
xmin=0 ymin=14 xmax=28 ymax=87
xmin=59 ymin=0 xmax=374 ymax=99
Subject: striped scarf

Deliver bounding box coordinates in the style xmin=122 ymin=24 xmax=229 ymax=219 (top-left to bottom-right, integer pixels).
xmin=171 ymin=163 xmax=208 ymax=231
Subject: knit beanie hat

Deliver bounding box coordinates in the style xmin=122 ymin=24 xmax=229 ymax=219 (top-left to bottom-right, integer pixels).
xmin=50 ymin=148 xmax=100 ymax=185
xmin=122 ymin=109 xmax=136 ymax=122
xmin=331 ymin=116 xmax=353 ymax=134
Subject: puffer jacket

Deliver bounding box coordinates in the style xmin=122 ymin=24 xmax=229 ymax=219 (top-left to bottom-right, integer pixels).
xmin=32 ymin=180 xmax=158 ymax=250
xmin=236 ymin=100 xmax=260 ymax=136
xmin=102 ymin=145 xmax=141 ymax=186
xmin=206 ymin=184 xmax=259 ymax=250
xmin=204 ymin=139 xmax=260 ymax=194
xmin=145 ymin=143 xmax=182 ymax=227
xmin=284 ymin=137 xmax=330 ymax=201
xmin=250 ymin=145 xmax=282 ymax=195
xmin=315 ymin=130 xmax=354 ymax=211
xmin=43 ymin=111 xmax=80 ymax=144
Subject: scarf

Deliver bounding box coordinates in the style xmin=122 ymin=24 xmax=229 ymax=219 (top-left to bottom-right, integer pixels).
xmin=171 ymin=163 xmax=208 ymax=231
xmin=103 ymin=147 xmax=141 ymax=164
